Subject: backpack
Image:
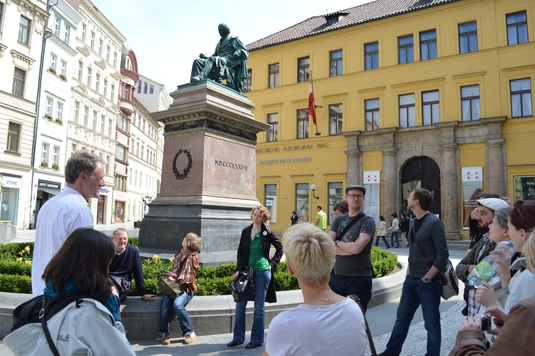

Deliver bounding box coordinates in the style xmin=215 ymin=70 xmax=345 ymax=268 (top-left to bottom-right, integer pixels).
xmin=12 ymin=293 xmax=96 ymax=332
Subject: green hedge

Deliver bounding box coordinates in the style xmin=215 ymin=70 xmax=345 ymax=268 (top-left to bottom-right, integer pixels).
xmin=0 ymin=238 xmax=398 ymax=296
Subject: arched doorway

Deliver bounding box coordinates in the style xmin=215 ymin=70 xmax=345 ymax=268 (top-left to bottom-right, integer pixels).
xmin=401 ymin=156 xmax=441 ymax=216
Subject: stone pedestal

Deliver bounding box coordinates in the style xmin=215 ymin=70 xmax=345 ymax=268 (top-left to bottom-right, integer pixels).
xmin=139 ymin=80 xmax=269 ymax=253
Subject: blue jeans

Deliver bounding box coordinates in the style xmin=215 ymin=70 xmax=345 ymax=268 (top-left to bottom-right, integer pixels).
xmin=375 ymin=235 xmax=390 ymax=248
xmin=329 ymin=273 xmax=372 ymax=312
xmin=232 ymin=270 xmax=271 ymax=344
xmin=390 ymin=230 xmax=400 ymax=248
xmin=384 ymin=275 xmax=442 ymax=356
xmin=159 ymin=291 xmax=194 ymax=336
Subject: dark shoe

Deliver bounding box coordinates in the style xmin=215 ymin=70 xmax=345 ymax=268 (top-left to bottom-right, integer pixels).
xmin=245 ymin=342 xmax=263 ymax=349
xmin=227 ymin=340 xmax=244 ymax=347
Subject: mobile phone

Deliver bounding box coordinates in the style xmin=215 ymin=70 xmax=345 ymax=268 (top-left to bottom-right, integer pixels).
xmin=481 ymin=314 xmax=492 ymax=331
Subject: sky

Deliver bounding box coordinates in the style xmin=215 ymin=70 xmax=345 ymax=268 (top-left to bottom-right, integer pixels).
xmin=90 ymin=0 xmax=372 ymax=95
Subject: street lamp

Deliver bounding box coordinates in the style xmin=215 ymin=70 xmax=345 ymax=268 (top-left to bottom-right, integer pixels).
xmin=311 ymin=184 xmax=320 ymax=200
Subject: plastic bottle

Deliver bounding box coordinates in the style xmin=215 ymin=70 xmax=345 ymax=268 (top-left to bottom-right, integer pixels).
xmin=467 ymin=240 xmax=514 ymax=288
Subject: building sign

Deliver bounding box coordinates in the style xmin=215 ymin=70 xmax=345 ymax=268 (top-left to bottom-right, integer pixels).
xmin=38 ymin=180 xmax=61 ymax=190
xmin=2 ymin=176 xmax=21 ymax=189
xmin=363 ymin=170 xmax=381 ymax=223
xmin=214 ymin=160 xmax=248 ymax=170
xmin=256 ymin=142 xmax=329 ymax=154
xmin=259 ymin=157 xmax=311 ymax=164
xmin=462 ymin=167 xmax=483 ymax=228
xmin=115 ymin=191 xmax=129 ymax=202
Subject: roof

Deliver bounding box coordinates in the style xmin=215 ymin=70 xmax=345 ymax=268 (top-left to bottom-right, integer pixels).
xmin=246 ymin=0 xmax=457 ymax=51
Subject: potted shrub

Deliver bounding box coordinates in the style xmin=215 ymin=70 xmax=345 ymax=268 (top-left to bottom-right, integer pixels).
xmin=59 ymin=74 xmax=67 ymax=81
xmin=40 ymin=162 xmax=49 ymax=168
xmin=52 ymin=163 xmax=59 ymax=170
xmin=48 ymin=67 xmax=56 ymax=74
xmin=44 ymin=114 xmax=53 ymax=121
xmin=55 ymin=118 xmax=63 ymax=124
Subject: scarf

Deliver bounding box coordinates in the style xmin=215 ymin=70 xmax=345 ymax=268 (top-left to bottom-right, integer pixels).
xmin=44 ymin=278 xmax=122 ymax=322
xmin=173 ymin=247 xmax=199 ymax=285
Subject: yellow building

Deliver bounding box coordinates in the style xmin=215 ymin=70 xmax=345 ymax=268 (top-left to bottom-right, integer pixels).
xmin=245 ymin=0 xmax=535 ymax=238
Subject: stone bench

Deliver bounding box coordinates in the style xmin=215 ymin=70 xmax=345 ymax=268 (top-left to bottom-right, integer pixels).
xmin=0 ymin=260 xmax=406 ymax=340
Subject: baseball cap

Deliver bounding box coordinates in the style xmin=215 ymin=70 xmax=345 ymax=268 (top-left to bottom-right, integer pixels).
xmin=345 ymin=184 xmax=366 ymax=195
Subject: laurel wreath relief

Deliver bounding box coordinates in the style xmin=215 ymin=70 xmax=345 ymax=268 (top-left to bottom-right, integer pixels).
xmin=172 ymin=149 xmax=193 ymax=180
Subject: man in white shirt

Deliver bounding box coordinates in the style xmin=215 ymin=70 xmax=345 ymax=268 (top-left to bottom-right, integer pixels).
xmin=31 ymin=151 xmax=105 ymax=295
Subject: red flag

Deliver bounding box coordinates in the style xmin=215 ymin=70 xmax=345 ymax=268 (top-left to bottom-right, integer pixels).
xmin=308 ymin=79 xmax=317 ymax=126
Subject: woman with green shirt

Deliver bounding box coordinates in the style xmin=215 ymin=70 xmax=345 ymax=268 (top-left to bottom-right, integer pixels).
xmin=227 ymin=205 xmax=283 ymax=349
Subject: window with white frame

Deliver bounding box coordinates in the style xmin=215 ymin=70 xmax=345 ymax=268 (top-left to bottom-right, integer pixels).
xmin=62 ymin=24 xmax=70 ymax=44
xmin=116 ymin=144 xmax=126 ymax=161
xmin=399 ymin=94 xmax=415 ymax=127
xmin=111 ymin=84 xmax=115 ymax=100
xmin=329 ymin=104 xmax=343 ymax=135
xmin=422 ymin=90 xmax=440 ymax=125
xmin=77 ymin=61 xmax=83 ymax=81
xmin=95 ymin=73 xmax=100 ymax=93
xmin=41 ymin=143 xmax=49 ymax=164
xmin=507 ymin=11 xmax=528 ymax=46
xmin=150 ymin=85 xmax=154 ymax=94
xmin=297 ymin=109 xmax=309 ymax=139
xmin=461 ymin=85 xmax=480 ymax=121
xmin=49 ymin=54 xmax=57 ymax=71
xmin=103 ymin=79 xmax=108 ymax=98
xmin=59 ymin=60 xmax=67 ymax=76
xmin=45 ymin=97 xmax=53 ymax=116
xmin=7 ymin=122 xmax=21 ymax=153
xmin=18 ymin=16 xmax=30 ymax=45
xmin=73 ymin=101 xmax=80 ymax=123
xmin=113 ymin=52 xmax=117 ymax=67
xmin=118 ymin=114 xmax=128 ymax=132
xmin=100 ymin=115 xmax=105 ymax=134
xmin=510 ymin=78 xmax=532 ymax=118
xmin=267 ymin=113 xmax=278 ymax=142
xmin=90 ymin=31 xmax=95 ymax=49
xmin=108 ymin=119 xmax=113 ymax=137
xmin=55 ymin=102 xmax=63 ymax=120
xmin=365 ymin=99 xmax=380 ymax=131
xmin=92 ymin=110 xmax=97 ymax=131
xmin=106 ymin=45 xmax=110 ymax=62
xmin=12 ymin=68 xmax=25 ymax=97
xmin=81 ymin=23 xmax=86 ymax=41
xmin=52 ymin=146 xmax=60 ymax=165
xmin=83 ymin=106 xmax=89 ymax=126
xmin=98 ymin=38 xmax=103 ymax=56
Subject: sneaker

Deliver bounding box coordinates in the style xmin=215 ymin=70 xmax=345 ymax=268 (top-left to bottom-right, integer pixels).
xmin=161 ymin=334 xmax=170 ymax=345
xmin=184 ymin=332 xmax=197 ymax=344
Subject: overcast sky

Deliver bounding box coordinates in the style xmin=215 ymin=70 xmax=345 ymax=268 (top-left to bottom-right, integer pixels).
xmin=90 ymin=0 xmax=372 ymax=95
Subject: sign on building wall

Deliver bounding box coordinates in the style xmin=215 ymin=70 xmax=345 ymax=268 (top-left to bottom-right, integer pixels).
xmin=363 ymin=171 xmax=380 ymax=223
xmin=462 ymin=167 xmax=483 ymax=228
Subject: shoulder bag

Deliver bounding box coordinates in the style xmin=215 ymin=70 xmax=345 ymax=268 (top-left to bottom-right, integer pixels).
xmin=230 ymin=236 xmax=262 ymax=302
xmin=411 ymin=224 xmax=459 ymax=300
xmin=158 ymin=276 xmax=186 ymax=299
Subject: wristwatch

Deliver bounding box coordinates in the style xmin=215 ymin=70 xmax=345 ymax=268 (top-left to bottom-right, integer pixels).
xmin=335 ymin=240 xmax=339 ymax=246
xmin=423 ymin=277 xmax=431 ymax=283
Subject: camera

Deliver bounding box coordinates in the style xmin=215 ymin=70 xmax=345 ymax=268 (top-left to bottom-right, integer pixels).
xmin=481 ymin=314 xmax=492 ymax=331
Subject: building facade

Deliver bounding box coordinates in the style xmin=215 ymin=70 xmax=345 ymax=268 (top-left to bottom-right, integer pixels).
xmin=0 ymin=0 xmax=48 ymax=228
xmin=246 ymin=0 xmax=535 ymax=238
xmin=31 ymin=0 xmax=82 ymax=227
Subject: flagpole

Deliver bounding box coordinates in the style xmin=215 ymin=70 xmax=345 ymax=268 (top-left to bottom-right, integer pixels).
xmin=310 ymin=71 xmax=321 ymax=136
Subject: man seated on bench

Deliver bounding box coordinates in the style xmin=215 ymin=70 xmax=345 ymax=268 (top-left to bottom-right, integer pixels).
xmin=109 ymin=228 xmax=155 ymax=302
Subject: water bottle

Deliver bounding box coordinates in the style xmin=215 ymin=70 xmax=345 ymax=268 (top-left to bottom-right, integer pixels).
xmin=467 ymin=241 xmax=514 ymax=288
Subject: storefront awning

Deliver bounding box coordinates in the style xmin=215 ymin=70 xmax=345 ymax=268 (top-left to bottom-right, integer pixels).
xmin=38 ymin=187 xmax=59 ymax=196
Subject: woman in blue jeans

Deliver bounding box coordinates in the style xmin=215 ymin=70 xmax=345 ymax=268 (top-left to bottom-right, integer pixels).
xmin=227 ymin=205 xmax=284 ymax=349
xmin=159 ymin=233 xmax=202 ymax=346
xmin=387 ymin=213 xmax=400 ymax=248
xmin=375 ymin=215 xmax=390 ymax=248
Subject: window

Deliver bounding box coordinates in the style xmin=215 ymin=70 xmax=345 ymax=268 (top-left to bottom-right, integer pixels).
xmin=124 ymin=85 xmax=130 ymax=99
xmin=365 ymin=99 xmax=380 ymax=131
xmin=60 ymin=60 xmax=67 ymax=76
xmin=0 ymin=3 xmax=5 ymax=33
xmin=55 ymin=102 xmax=63 ymax=120
xmin=135 ymin=141 xmax=139 ymax=156
xmin=95 ymin=73 xmax=100 ymax=93
xmin=365 ymin=42 xmax=379 ymax=70
xmin=330 ymin=50 xmax=343 ymax=77
xmin=115 ymin=175 xmax=126 ymax=192
xmin=111 ymin=84 xmax=115 ymax=100
xmin=81 ymin=23 xmax=86 ymax=41
xmin=143 ymin=82 xmax=148 ymax=94
xmin=295 ymin=183 xmax=309 ymax=223
xmin=7 ymin=122 xmax=21 ymax=152
xmin=399 ymin=94 xmax=415 ymax=127
xmin=265 ymin=184 xmax=277 ymax=224
xmin=92 ymin=110 xmax=97 ymax=131
xmin=45 ymin=97 xmax=52 ymax=116
xmin=53 ymin=17 xmax=60 ymax=37
xmin=297 ymin=109 xmax=309 ymax=139
xmin=108 ymin=119 xmax=113 ymax=137
xmin=507 ymin=11 xmax=528 ymax=45
xmin=461 ymin=85 xmax=480 ymax=121
xmin=77 ymin=61 xmax=83 ymax=81
xmin=86 ymin=67 xmax=92 ymax=86
xmin=328 ymin=182 xmax=343 ymax=225
xmin=90 ymin=31 xmax=95 ymax=49
xmin=149 ymin=85 xmax=154 ymax=94
xmin=49 ymin=53 xmax=57 ymax=70
xmin=106 ymin=45 xmax=110 ymax=62
xmin=18 ymin=16 xmax=30 ymax=45
xmin=100 ymin=115 xmax=105 ymax=134
xmin=62 ymin=24 xmax=70 ymax=44
xmin=267 ymin=113 xmax=278 ymax=142
xmin=41 ymin=143 xmax=49 ymax=164
xmin=137 ymin=80 xmax=142 ymax=93
xmin=268 ymin=64 xmax=279 ymax=88
xmin=52 ymin=146 xmax=60 ymax=165
xmin=116 ymin=144 xmax=126 ymax=161
xmin=98 ymin=38 xmax=103 ymax=56
xmin=73 ymin=101 xmax=80 ymax=123
xmin=113 ymin=52 xmax=117 ymax=67
xmin=510 ymin=78 xmax=532 ymax=118
xmin=329 ymin=104 xmax=343 ymax=135
xmin=459 ymin=22 xmax=478 ymax=54
xmin=83 ymin=106 xmax=89 ymax=126
xmin=118 ymin=114 xmax=128 ymax=131
xmin=103 ymin=79 xmax=108 ymax=98
xmin=422 ymin=90 xmax=440 ymax=125
xmin=398 ymin=35 xmax=414 ymax=64
xmin=243 ymin=69 xmax=252 ymax=92
xmin=298 ymin=57 xmax=310 ymax=83
xmin=12 ymin=68 xmax=25 ymax=97
xmin=420 ymin=30 xmax=437 ymax=60
xmin=514 ymin=176 xmax=535 ymax=201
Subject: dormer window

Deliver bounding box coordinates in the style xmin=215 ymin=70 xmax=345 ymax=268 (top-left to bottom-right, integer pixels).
xmin=326 ymin=12 xmax=348 ymax=25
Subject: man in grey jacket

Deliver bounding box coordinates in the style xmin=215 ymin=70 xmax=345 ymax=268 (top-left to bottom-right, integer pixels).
xmin=378 ymin=188 xmax=449 ymax=356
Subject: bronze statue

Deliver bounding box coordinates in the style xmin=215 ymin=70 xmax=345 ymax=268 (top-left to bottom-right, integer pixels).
xmin=190 ymin=23 xmax=248 ymax=93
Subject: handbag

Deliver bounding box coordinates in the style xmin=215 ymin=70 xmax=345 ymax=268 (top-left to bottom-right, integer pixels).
xmin=109 ymin=274 xmax=131 ymax=301
xmin=230 ymin=268 xmax=253 ymax=302
xmin=158 ymin=276 xmax=186 ymax=299
xmin=411 ymin=225 xmax=459 ymax=300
